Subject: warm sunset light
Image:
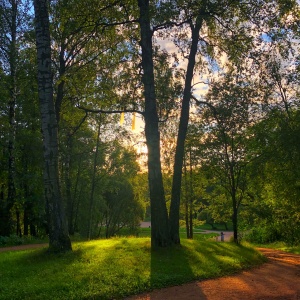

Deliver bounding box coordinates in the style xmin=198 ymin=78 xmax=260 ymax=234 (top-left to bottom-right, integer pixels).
xmin=1 ymin=0 xmax=299 ymax=299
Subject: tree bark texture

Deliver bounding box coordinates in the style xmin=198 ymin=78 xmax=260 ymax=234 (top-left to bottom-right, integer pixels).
xmin=183 ymin=156 xmax=190 ymax=238
xmin=230 ymin=168 xmax=239 ymax=243
xmin=88 ymin=120 xmax=101 ymax=240
xmin=138 ymin=0 xmax=171 ymax=248
xmin=34 ymin=0 xmax=71 ymax=252
xmin=169 ymin=16 xmax=203 ymax=244
xmin=189 ymin=148 xmax=194 ymax=239
xmin=65 ymin=135 xmax=74 ymax=235
xmin=55 ymin=45 xmax=66 ymax=124
xmin=232 ymin=193 xmax=238 ymax=243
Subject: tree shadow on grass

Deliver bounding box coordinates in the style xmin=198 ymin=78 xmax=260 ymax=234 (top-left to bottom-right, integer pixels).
xmin=150 ymin=244 xmax=208 ymax=299
xmin=5 ymin=243 xmax=95 ymax=269
xmin=146 ymin=240 xmax=266 ymax=300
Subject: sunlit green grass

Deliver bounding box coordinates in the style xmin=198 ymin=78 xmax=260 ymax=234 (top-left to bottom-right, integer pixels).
xmin=0 ymin=237 xmax=265 ymax=300
xmin=252 ymin=241 xmax=300 ymax=254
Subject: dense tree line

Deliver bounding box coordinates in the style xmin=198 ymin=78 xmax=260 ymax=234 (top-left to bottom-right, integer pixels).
xmin=0 ymin=0 xmax=299 ymax=251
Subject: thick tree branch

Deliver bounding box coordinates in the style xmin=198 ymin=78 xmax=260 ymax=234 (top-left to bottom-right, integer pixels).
xmin=76 ymin=105 xmax=144 ymax=116
xmin=152 ymin=19 xmax=190 ymax=32
xmin=190 ymin=94 xmax=217 ymax=115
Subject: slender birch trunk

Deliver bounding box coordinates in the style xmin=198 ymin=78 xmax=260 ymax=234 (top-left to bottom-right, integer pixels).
xmin=33 ymin=0 xmax=71 ymax=252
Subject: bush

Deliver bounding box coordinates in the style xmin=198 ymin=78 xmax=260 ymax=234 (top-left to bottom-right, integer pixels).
xmin=0 ymin=235 xmax=47 ymax=247
xmin=244 ymin=226 xmax=281 ymax=244
xmin=244 ymin=220 xmax=300 ymax=246
xmin=0 ymin=236 xmax=8 ymax=246
xmin=0 ymin=234 xmax=23 ymax=246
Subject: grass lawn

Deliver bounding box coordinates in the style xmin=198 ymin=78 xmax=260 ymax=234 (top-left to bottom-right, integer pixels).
xmin=252 ymin=241 xmax=300 ymax=254
xmin=194 ymin=223 xmax=233 ymax=231
xmin=0 ymin=236 xmax=266 ymax=300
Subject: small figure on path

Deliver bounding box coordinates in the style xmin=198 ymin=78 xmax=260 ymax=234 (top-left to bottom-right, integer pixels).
xmin=220 ymin=232 xmax=224 ymax=242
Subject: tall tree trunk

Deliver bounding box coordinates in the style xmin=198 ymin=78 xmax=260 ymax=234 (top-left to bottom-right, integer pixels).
xmin=230 ymin=163 xmax=238 ymax=243
xmin=183 ymin=156 xmax=190 ymax=238
xmin=232 ymin=194 xmax=238 ymax=243
xmin=16 ymin=209 xmax=21 ymax=236
xmin=23 ymin=205 xmax=29 ymax=236
xmin=33 ymin=0 xmax=71 ymax=252
xmin=189 ymin=148 xmax=194 ymax=239
xmin=138 ymin=0 xmax=170 ymax=248
xmin=23 ymin=156 xmax=30 ymax=236
xmin=169 ymin=16 xmax=203 ymax=244
xmin=72 ymin=156 xmax=83 ymax=233
xmin=65 ymin=134 xmax=75 ymax=235
xmin=87 ymin=120 xmax=101 ymax=240
xmin=55 ymin=46 xmax=66 ymax=124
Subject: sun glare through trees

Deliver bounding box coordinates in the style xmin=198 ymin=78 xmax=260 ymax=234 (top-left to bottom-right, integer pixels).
xmin=0 ymin=0 xmax=299 ymax=251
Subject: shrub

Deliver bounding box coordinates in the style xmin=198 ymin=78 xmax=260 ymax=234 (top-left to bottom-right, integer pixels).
xmin=244 ymin=220 xmax=300 ymax=246
xmin=0 ymin=234 xmax=23 ymax=246
xmin=0 ymin=235 xmax=47 ymax=247
xmin=244 ymin=226 xmax=280 ymax=244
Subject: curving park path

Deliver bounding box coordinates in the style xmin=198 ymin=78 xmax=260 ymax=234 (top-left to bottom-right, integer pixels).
xmin=127 ymin=248 xmax=300 ymax=300
xmin=140 ymin=222 xmax=233 ymax=241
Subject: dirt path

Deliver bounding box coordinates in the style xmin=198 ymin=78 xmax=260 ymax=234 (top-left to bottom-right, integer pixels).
xmin=196 ymin=230 xmax=233 ymax=242
xmin=140 ymin=222 xmax=234 ymax=242
xmin=0 ymin=243 xmax=48 ymax=252
xmin=126 ymin=248 xmax=300 ymax=300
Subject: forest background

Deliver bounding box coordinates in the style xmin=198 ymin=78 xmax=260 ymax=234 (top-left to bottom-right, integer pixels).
xmin=0 ymin=0 xmax=299 ymax=252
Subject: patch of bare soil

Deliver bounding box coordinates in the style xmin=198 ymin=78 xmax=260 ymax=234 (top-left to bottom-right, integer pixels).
xmin=126 ymin=248 xmax=300 ymax=300
xmin=0 ymin=243 xmax=48 ymax=252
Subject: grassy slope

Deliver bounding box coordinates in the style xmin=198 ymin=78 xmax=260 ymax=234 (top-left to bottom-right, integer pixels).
xmin=0 ymin=236 xmax=265 ymax=300
xmin=252 ymin=241 xmax=300 ymax=254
